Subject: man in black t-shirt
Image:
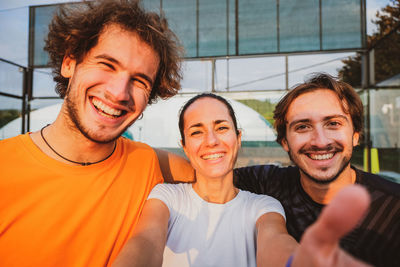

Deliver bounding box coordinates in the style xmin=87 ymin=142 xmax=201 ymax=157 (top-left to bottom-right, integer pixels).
xmin=234 ymin=74 xmax=400 ymax=267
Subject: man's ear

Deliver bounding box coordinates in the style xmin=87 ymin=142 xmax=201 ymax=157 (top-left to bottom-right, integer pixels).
xmin=281 ymin=138 xmax=289 ymax=152
xmin=61 ymin=56 xmax=76 ymax=78
xmin=353 ymin=132 xmax=360 ymax=147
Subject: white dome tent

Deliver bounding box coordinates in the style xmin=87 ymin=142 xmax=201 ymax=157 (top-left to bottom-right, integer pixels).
xmin=0 ymin=95 xmax=276 ymax=147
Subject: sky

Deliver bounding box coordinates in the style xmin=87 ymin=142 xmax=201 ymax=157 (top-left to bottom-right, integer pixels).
xmin=0 ymin=0 xmax=392 ymax=108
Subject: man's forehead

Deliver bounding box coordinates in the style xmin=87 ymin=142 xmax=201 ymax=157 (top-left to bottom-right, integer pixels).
xmin=285 ymin=89 xmax=350 ymax=123
xmin=95 ymin=24 xmax=153 ymax=53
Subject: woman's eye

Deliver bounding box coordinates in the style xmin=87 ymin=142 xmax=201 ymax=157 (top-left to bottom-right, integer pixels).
xmin=190 ymin=131 xmax=202 ymax=136
xmin=217 ymin=126 xmax=229 ymax=131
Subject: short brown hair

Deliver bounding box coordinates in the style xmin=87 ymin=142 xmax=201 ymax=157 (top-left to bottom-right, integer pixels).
xmin=45 ymin=0 xmax=183 ymax=103
xmin=273 ymin=73 xmax=363 ymax=145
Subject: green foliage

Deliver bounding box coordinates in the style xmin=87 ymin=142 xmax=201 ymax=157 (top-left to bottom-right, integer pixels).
xmin=372 ymin=0 xmax=400 ymax=37
xmin=237 ymin=99 xmax=276 ymax=126
xmin=339 ymin=0 xmax=400 ymax=86
xmin=339 ymin=54 xmax=362 ymax=87
xmin=0 ymin=109 xmax=21 ymax=128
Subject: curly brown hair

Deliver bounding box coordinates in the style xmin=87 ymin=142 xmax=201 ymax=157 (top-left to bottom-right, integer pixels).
xmin=44 ymin=0 xmax=183 ymax=104
xmin=273 ymin=73 xmax=363 ymax=145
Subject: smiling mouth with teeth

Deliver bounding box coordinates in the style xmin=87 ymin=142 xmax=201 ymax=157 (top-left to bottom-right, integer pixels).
xmin=91 ymin=98 xmax=126 ymax=118
xmin=201 ymin=153 xmax=225 ymax=160
xmin=308 ymin=153 xmax=334 ymax=160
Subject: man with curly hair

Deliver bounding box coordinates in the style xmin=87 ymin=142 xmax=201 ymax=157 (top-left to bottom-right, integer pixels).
xmin=0 ymin=1 xmax=183 ymax=266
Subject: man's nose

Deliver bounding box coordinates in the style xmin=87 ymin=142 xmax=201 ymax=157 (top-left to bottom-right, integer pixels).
xmin=310 ymin=127 xmax=331 ymax=147
xmin=106 ymin=73 xmax=131 ymax=102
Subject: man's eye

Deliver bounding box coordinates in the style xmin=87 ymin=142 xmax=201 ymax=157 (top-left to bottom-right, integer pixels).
xmin=295 ymin=124 xmax=309 ymax=131
xmin=217 ymin=126 xmax=229 ymax=131
xmin=100 ymin=62 xmax=115 ymax=70
xmin=328 ymin=121 xmax=341 ymax=128
xmin=132 ymin=79 xmax=148 ymax=89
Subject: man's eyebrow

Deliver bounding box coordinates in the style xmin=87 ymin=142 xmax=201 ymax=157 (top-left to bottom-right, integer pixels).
xmin=288 ymin=119 xmax=310 ymax=129
xmin=135 ymin=73 xmax=154 ymax=88
xmin=94 ymin=54 xmax=154 ymax=87
xmin=323 ymin=114 xmax=349 ymax=122
xmin=95 ymin=54 xmax=120 ymax=65
xmin=288 ymin=115 xmax=350 ymax=128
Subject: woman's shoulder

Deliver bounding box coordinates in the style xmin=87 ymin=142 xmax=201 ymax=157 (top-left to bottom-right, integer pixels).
xmin=151 ymin=183 xmax=192 ymax=197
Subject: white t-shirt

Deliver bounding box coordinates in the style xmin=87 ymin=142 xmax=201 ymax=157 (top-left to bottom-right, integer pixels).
xmin=148 ymin=183 xmax=285 ymax=267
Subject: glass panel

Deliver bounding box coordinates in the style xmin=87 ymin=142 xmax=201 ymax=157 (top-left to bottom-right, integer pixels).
xmin=0 ymin=96 xmax=22 ymax=139
xmin=322 ymin=0 xmax=362 ymax=50
xmin=350 ymin=90 xmax=400 ymax=183
xmin=0 ymin=7 xmax=29 ymax=67
xmin=33 ymin=5 xmax=58 ymax=67
xmin=142 ymin=0 xmax=161 ymax=12
xmin=29 ymin=0 xmax=364 ymax=62
xmin=238 ymin=0 xmax=277 ymax=54
xmin=180 ymin=60 xmax=212 ymax=92
xmin=33 ymin=68 xmax=58 ymax=97
xmin=221 ymin=56 xmax=286 ymax=91
xmin=354 ymin=89 xmax=400 ymax=183
xmin=33 ymin=2 xmax=85 ymax=67
xmin=372 ymin=29 xmax=400 ymax=85
xmin=28 ymin=98 xmax=63 ymax=133
xmin=198 ymin=0 xmax=227 ymax=57
xmin=215 ymin=59 xmax=229 ymax=91
xmin=227 ymin=0 xmax=236 ymax=55
xmin=279 ymin=0 xmax=320 ymax=52
xmin=370 ymin=89 xmax=400 ymax=149
xmin=163 ymin=0 xmax=197 ymax=57
xmin=287 ymin=52 xmax=355 ymax=88
xmin=0 ymin=61 xmax=24 ymax=96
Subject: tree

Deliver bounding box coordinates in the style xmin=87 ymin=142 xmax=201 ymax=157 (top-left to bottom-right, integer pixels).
xmin=338 ymin=0 xmax=400 ymax=86
xmin=0 ymin=109 xmax=20 ymax=129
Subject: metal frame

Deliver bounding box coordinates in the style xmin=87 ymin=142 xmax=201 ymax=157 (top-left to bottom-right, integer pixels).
xmin=0 ymin=58 xmax=28 ymax=134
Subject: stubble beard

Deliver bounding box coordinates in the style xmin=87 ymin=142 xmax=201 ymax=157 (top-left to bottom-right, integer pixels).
xmin=64 ymin=88 xmax=124 ymax=144
xmin=287 ymin=144 xmax=352 ymax=185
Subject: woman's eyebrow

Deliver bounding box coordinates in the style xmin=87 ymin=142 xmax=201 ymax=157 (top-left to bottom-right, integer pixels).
xmin=215 ymin=120 xmax=228 ymax=124
xmin=188 ymin=122 xmax=203 ymax=129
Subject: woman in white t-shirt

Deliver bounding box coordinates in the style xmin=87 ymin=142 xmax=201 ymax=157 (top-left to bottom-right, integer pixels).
xmin=114 ymin=93 xmax=297 ymax=267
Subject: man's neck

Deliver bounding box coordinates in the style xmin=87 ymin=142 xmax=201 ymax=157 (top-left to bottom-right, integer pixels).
xmin=300 ymin=166 xmax=356 ymax=205
xmin=30 ymin=115 xmax=116 ymax=166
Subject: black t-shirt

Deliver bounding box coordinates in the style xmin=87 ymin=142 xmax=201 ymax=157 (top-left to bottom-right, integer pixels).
xmin=234 ymin=165 xmax=400 ymax=267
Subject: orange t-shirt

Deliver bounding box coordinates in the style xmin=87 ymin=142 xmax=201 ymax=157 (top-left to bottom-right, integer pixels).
xmin=0 ymin=134 xmax=163 ymax=267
